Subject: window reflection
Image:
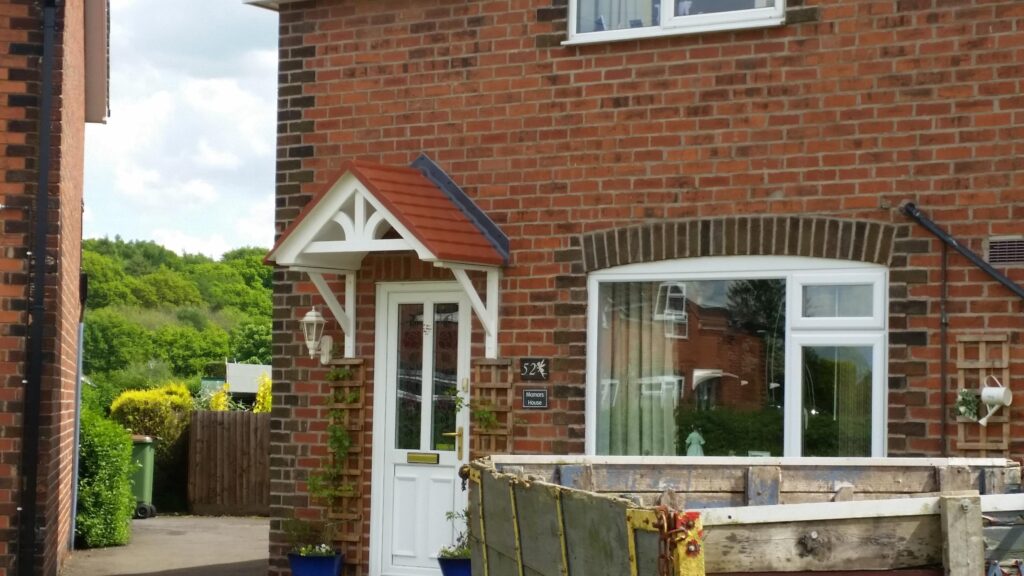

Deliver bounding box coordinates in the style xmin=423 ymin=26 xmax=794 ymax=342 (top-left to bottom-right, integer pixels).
xmin=802 ymin=346 xmax=873 ymax=457
xmin=396 ymin=304 xmax=423 ymax=450
xmin=596 ymin=279 xmax=786 ymax=457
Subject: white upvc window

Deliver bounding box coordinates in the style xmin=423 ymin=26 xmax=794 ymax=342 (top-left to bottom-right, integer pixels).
xmin=566 ymin=0 xmax=785 ymax=45
xmin=585 ymin=256 xmax=888 ymax=458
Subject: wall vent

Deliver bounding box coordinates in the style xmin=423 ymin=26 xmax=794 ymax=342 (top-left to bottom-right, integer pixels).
xmin=987 ymin=236 xmax=1024 ymax=264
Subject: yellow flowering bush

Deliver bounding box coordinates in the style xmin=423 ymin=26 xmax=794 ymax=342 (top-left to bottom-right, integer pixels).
xmin=209 ymin=383 xmax=230 ymax=412
xmin=254 ymin=373 xmax=272 ymax=413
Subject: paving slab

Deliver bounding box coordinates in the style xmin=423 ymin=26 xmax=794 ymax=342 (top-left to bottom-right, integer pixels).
xmin=61 ymin=516 xmax=269 ymax=576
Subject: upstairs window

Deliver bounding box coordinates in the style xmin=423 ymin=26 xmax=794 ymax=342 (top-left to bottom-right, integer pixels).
xmin=568 ymin=0 xmax=785 ymax=44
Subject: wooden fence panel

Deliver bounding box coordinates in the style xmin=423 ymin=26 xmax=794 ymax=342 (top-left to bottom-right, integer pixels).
xmin=188 ymin=411 xmax=270 ymax=516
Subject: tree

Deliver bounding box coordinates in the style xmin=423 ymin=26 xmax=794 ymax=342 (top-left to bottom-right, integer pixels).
xmin=726 ymin=279 xmax=786 ymax=333
xmin=83 ymin=309 xmax=152 ymax=373
xmin=81 ymin=251 xmax=137 ymax=309
xmin=138 ymin=267 xmax=203 ymax=307
xmin=84 ymin=237 xmax=181 ymax=276
xmin=152 ymin=324 xmax=230 ymax=377
xmin=222 ymin=247 xmax=272 ymax=290
xmin=187 ymin=262 xmax=269 ymax=317
xmin=230 ymin=319 xmax=272 ymax=364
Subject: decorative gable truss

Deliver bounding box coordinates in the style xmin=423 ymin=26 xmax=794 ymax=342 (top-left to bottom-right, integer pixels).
xmin=267 ymin=159 xmax=508 ymax=358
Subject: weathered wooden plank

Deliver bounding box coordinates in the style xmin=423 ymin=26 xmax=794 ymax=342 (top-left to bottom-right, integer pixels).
xmin=572 ymin=464 xmax=746 ymax=493
xmin=514 ymin=482 xmax=566 ymax=576
xmin=632 ymin=492 xmax=744 ymax=509
xmin=746 ymin=466 xmax=780 ymax=506
xmin=484 ymin=548 xmax=520 ymax=576
xmin=940 ymin=492 xmax=983 ymax=573
xmin=481 ymin=472 xmax=518 ymax=563
xmin=705 ymin=516 xmax=942 ymax=572
xmin=780 ymin=467 xmax=938 ymax=494
xmin=561 ymin=489 xmax=631 ymax=576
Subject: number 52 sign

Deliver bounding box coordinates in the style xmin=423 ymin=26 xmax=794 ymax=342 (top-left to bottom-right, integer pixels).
xmin=519 ymin=357 xmax=550 ymax=382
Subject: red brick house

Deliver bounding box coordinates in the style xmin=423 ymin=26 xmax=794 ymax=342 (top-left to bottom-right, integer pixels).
xmin=0 ymin=0 xmax=107 ymax=574
xmin=252 ymin=0 xmax=1024 ymax=574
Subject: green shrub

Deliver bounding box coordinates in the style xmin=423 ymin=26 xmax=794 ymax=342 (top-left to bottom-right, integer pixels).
xmin=676 ymin=407 xmax=784 ymax=456
xmin=76 ymin=409 xmax=134 ymax=548
xmin=110 ymin=383 xmax=193 ymax=512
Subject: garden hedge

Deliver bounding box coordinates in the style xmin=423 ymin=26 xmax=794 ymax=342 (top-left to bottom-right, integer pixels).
xmin=76 ymin=409 xmax=134 ymax=548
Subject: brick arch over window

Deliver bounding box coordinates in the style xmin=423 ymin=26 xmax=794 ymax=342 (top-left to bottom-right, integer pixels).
xmin=577 ymin=216 xmax=898 ymax=273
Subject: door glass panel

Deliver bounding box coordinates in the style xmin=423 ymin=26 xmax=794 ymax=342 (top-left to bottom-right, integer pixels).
xmin=396 ymin=303 xmax=423 ymax=450
xmin=596 ymin=279 xmax=786 ymax=457
xmin=802 ymin=346 xmax=873 ymax=457
xmin=431 ymin=303 xmax=459 ymax=451
xmin=802 ymin=284 xmax=872 ymax=317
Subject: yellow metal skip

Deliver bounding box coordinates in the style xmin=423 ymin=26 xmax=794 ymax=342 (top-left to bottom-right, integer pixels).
xmin=626 ymin=508 xmax=706 ymax=576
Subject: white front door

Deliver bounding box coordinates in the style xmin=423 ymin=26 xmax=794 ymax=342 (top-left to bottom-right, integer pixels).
xmin=372 ymin=284 xmax=470 ymax=576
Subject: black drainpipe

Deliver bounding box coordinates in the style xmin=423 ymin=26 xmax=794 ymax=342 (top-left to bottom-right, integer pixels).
xmin=940 ymin=242 xmax=948 ymax=456
xmin=901 ymin=201 xmax=1024 ymax=301
xmin=900 ymin=201 xmax=1024 ymax=459
xmin=18 ymin=1 xmax=58 ymax=574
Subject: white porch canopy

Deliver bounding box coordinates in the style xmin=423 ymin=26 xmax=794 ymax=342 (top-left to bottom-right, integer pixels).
xmin=266 ymin=156 xmax=508 ymax=358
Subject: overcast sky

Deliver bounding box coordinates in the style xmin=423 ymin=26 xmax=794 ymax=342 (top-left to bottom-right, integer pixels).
xmin=84 ymin=0 xmax=279 ymax=258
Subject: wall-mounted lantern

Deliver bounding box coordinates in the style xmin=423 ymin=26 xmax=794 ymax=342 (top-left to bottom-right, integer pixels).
xmin=300 ymin=307 xmax=334 ymax=364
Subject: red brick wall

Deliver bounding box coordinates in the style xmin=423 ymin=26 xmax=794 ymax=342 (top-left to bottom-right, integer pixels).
xmin=270 ymin=1 xmax=1024 ymax=574
xmin=0 ymin=0 xmax=86 ymax=574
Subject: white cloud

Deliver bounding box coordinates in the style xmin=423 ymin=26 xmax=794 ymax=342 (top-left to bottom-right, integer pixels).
xmin=152 ymin=229 xmax=232 ymax=259
xmin=84 ymin=0 xmax=278 ymax=253
xmin=194 ymin=140 xmax=242 ymax=169
xmin=229 ymin=200 xmax=275 ymax=248
xmin=113 ymin=163 xmax=161 ymax=200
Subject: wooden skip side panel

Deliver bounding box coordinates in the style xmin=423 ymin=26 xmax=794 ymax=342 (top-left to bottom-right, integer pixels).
xmin=482 ymin=472 xmax=518 ymax=566
xmin=514 ymin=483 xmax=566 ymax=576
xmin=469 ymin=475 xmax=486 ymax=576
xmin=704 ymin=515 xmax=942 ymax=573
xmin=561 ymin=490 xmax=632 ymax=576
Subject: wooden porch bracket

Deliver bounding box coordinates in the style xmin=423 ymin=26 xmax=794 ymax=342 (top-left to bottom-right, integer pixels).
xmin=305 ymin=269 xmax=357 ymax=358
xmin=447 ymin=264 xmax=500 ymax=358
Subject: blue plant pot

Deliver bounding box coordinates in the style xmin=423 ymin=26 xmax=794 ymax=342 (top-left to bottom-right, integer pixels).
xmin=437 ymin=557 xmax=472 ymax=576
xmin=287 ymin=552 xmax=344 ymax=576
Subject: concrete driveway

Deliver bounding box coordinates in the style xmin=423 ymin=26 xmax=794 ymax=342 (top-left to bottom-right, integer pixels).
xmin=62 ymin=516 xmax=269 ymax=576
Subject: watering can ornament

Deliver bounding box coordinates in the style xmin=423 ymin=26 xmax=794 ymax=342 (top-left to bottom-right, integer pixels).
xmin=978 ymin=375 xmax=1012 ymax=427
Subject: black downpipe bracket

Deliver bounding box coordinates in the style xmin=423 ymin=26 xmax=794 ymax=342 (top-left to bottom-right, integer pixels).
xmin=18 ymin=1 xmax=57 ymax=574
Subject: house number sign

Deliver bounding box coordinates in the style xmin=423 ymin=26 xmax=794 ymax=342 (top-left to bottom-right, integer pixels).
xmin=519 ymin=357 xmax=550 ymax=381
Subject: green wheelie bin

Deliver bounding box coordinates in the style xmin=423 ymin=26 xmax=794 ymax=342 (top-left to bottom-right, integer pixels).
xmin=131 ymin=435 xmax=157 ymax=519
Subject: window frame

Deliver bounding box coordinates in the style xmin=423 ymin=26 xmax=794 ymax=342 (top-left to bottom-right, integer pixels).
xmin=785 ymin=332 xmax=887 ymax=457
xmin=789 ymin=271 xmax=886 ymax=330
xmin=585 ymin=256 xmax=888 ymax=457
xmin=565 ymin=0 xmax=786 ymax=46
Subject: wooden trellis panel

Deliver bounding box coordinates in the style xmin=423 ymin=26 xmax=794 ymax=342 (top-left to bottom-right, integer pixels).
xmin=325 ymin=358 xmax=367 ymax=575
xmin=955 ymin=334 xmax=1011 ymax=457
xmin=470 ymin=358 xmax=515 ymax=459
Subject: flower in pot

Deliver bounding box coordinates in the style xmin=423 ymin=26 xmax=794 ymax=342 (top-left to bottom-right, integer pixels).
xmin=437 ymin=509 xmax=471 ymax=576
xmin=283 ymin=518 xmax=344 ymax=576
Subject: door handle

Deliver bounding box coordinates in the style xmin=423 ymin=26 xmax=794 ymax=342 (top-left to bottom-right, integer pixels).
xmin=441 ymin=426 xmax=464 ymax=460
